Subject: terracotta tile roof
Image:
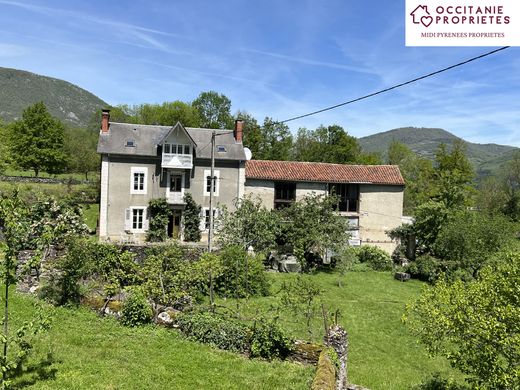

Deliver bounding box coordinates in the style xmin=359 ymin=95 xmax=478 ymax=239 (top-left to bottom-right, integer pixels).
xmin=245 ymin=160 xmax=405 ymax=185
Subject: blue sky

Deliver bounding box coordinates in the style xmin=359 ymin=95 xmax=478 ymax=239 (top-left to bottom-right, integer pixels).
xmin=0 ymin=0 xmax=518 ymax=145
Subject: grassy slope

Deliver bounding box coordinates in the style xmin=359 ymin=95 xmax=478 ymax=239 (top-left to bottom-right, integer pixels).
xmin=8 ymin=292 xmax=313 ymax=390
xmin=222 ymin=271 xmax=460 ymax=390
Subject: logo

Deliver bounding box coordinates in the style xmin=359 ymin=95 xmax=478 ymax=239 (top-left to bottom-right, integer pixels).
xmin=410 ymin=5 xmax=433 ymax=28
xmin=406 ymin=0 xmax=520 ymax=46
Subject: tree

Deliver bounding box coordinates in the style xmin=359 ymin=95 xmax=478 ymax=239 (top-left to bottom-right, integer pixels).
xmin=192 ymin=91 xmax=234 ymax=129
xmin=432 ymin=141 xmax=474 ymax=208
xmin=217 ymin=195 xmax=279 ymax=253
xmin=434 ymin=211 xmax=515 ymax=275
xmin=292 ymin=125 xmax=362 ymax=164
xmin=501 ymin=150 xmax=520 ymax=221
xmin=279 ymin=194 xmax=349 ymax=267
xmin=64 ymin=127 xmax=99 ymax=180
xmin=412 ymin=200 xmax=451 ymax=253
xmin=0 ymin=121 xmax=8 ymax=174
xmin=7 ymin=102 xmax=68 ymax=176
xmin=404 ymin=251 xmax=520 ymax=388
xmin=257 ymin=117 xmax=293 ymax=161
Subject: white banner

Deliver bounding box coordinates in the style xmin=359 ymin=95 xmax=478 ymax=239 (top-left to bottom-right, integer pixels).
xmin=406 ymin=0 xmax=520 ymax=46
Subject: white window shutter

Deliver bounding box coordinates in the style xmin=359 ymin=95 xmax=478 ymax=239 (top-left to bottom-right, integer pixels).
xmin=199 ymin=209 xmax=206 ymax=231
xmin=143 ymin=208 xmax=149 ymax=230
xmin=124 ymin=208 xmax=132 ymax=230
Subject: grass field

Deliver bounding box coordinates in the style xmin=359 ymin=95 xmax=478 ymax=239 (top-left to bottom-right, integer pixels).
xmin=2 ymin=269 xmax=462 ymax=389
xmin=219 ymin=271 xmax=461 ymax=390
xmin=7 ymin=291 xmax=314 ymax=389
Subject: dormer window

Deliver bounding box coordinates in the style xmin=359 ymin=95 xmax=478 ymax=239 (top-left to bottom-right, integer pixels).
xmin=164 ymin=143 xmax=190 ymax=155
xmin=126 ymin=139 xmax=136 ymax=147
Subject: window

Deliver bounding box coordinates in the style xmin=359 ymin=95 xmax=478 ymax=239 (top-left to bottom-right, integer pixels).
xmin=163 ymin=143 xmax=190 ymax=155
xmin=217 ymin=145 xmax=226 ymax=153
xmin=329 ymin=184 xmax=359 ymax=212
xmin=130 ymin=167 xmax=147 ymax=194
xmin=125 ymin=139 xmax=135 ymax=147
xmin=201 ymin=208 xmax=219 ymax=230
xmin=133 ymin=208 xmax=144 ymax=230
xmin=204 ymin=170 xmax=220 ymax=196
xmin=274 ymin=182 xmax=296 ymax=209
xmin=124 ymin=207 xmax=148 ymax=232
xmin=170 ymin=174 xmax=182 ymax=192
xmin=347 ymin=217 xmax=361 ymax=246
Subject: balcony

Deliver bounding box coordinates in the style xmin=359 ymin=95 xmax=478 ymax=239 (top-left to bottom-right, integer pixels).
xmin=166 ymin=191 xmax=185 ymax=205
xmin=162 ymin=153 xmax=193 ymax=169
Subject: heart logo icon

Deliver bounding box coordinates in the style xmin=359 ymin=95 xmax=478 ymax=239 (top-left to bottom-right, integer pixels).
xmin=421 ymin=16 xmax=433 ymax=27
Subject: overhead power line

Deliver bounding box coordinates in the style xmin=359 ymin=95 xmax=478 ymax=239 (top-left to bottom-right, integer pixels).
xmin=280 ymin=46 xmax=510 ymax=124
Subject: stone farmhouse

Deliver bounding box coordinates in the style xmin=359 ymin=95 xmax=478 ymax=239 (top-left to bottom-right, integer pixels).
xmin=97 ymin=110 xmax=405 ymax=253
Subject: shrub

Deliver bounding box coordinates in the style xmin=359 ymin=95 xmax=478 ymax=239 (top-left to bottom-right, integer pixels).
xmin=406 ymin=255 xmax=443 ymax=283
xmin=120 ymin=288 xmax=153 ymax=327
xmin=215 ymin=246 xmax=270 ymax=298
xmin=176 ymin=312 xmax=249 ymax=353
xmin=414 ymin=373 xmax=468 ymax=390
xmin=250 ymin=318 xmax=292 ymax=360
xmin=355 ymin=246 xmax=392 ymax=271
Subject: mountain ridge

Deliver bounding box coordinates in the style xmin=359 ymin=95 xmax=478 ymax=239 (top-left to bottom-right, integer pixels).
xmin=359 ymin=127 xmax=517 ymax=177
xmin=0 ymin=67 xmax=107 ymax=127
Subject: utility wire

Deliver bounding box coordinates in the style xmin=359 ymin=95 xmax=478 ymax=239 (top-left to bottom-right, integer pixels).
xmin=280 ymin=46 xmax=510 ymax=124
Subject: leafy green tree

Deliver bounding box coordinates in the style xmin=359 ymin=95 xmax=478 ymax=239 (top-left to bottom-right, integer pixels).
xmin=257 ymin=117 xmax=293 ymax=161
xmin=434 ymin=211 xmax=515 ymax=275
xmin=64 ymin=127 xmax=99 ymax=180
xmin=192 ymin=91 xmax=234 ymax=129
xmin=432 ymin=141 xmax=474 ymax=208
xmin=404 ymin=251 xmax=520 ymax=388
xmin=387 ymin=139 xmax=414 ymax=165
xmin=292 ymin=125 xmax=362 ymax=164
xmin=501 ymin=150 xmax=520 ymax=221
xmin=412 ymin=200 xmax=451 ymax=253
xmin=279 ymin=194 xmax=349 ymax=267
xmin=217 ymin=195 xmax=279 ymax=253
xmin=477 ymin=176 xmax=508 ymax=216
xmin=0 ymin=121 xmax=8 ymax=174
xmin=183 ymin=193 xmax=201 ymax=242
xmin=7 ymin=102 xmax=68 ymax=176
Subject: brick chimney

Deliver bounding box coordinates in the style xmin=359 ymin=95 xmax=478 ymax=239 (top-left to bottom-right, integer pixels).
xmin=234 ymin=119 xmax=244 ymax=143
xmin=101 ymin=109 xmax=110 ymax=134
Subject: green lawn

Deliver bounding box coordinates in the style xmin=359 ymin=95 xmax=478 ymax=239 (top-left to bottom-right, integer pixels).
xmin=81 ymin=204 xmax=99 ymax=231
xmin=7 ymin=291 xmax=313 ymax=389
xmin=219 ymin=271 xmax=461 ymax=390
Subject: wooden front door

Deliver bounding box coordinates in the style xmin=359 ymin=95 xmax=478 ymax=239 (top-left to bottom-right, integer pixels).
xmin=168 ymin=211 xmax=182 ymax=239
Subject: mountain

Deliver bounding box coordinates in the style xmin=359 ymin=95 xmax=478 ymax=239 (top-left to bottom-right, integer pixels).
xmin=0 ymin=67 xmax=108 ymax=128
xmin=359 ymin=127 xmax=517 ymax=178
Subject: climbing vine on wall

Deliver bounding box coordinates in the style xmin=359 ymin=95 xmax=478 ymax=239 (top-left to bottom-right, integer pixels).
xmin=183 ymin=193 xmax=201 ymax=242
xmin=146 ymin=199 xmax=172 ymax=242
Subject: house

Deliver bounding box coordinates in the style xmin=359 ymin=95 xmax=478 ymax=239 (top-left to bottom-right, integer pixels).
xmin=97 ymin=111 xmax=405 ymax=253
xmin=97 ymin=109 xmax=246 ymax=243
xmin=244 ymin=160 xmax=405 ymax=253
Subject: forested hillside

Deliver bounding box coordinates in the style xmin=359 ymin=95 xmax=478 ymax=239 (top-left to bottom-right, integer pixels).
xmin=0 ymin=67 xmax=107 ymax=127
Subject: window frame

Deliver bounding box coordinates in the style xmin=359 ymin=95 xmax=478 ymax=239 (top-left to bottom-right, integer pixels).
xmin=274 ymin=181 xmax=296 ymax=209
xmin=130 ymin=167 xmax=148 ymax=194
xmin=125 ymin=206 xmax=148 ymax=233
xmin=201 ymin=207 xmax=219 ymax=231
xmin=328 ymin=183 xmax=359 ymax=212
xmin=203 ymin=169 xmax=220 ymax=196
